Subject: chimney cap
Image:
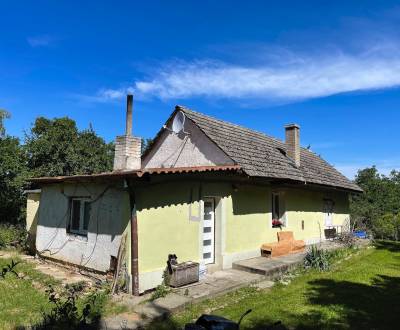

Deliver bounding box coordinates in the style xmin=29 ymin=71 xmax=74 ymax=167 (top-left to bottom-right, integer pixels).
xmin=284 ymin=123 xmax=300 ymax=129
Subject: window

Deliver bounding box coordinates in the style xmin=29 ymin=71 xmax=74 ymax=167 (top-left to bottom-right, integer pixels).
xmin=272 ymin=192 xmax=286 ymax=227
xmin=68 ymin=198 xmax=91 ymax=236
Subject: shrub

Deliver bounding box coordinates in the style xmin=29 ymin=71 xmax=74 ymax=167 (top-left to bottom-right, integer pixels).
xmin=38 ymin=285 xmax=107 ymax=329
xmin=304 ymin=245 xmax=330 ymax=271
xmin=338 ymin=232 xmax=357 ymax=248
xmin=0 ymin=223 xmax=27 ymax=249
xmin=372 ymin=213 xmax=400 ymax=240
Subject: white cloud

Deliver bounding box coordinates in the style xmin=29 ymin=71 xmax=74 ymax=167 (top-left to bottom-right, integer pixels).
xmin=27 ymin=35 xmax=54 ymax=47
xmin=96 ymin=43 xmax=400 ymax=102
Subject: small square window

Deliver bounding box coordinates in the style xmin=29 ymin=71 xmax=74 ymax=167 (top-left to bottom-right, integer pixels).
xmin=68 ymin=198 xmax=91 ymax=236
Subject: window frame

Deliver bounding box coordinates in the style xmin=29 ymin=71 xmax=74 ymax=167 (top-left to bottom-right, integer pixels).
xmin=68 ymin=197 xmax=91 ymax=236
xmin=271 ymin=192 xmax=287 ymax=228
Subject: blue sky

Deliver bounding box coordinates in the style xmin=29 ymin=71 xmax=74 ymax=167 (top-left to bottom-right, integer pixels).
xmin=1 ymin=1 xmax=400 ymax=179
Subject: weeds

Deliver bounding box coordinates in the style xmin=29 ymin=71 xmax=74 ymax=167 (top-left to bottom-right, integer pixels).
xmin=0 ymin=259 xmax=19 ymax=279
xmin=0 ymin=224 xmax=27 ymax=249
xmin=304 ymin=245 xmax=330 ymax=271
xmin=37 ymin=284 xmax=108 ymax=329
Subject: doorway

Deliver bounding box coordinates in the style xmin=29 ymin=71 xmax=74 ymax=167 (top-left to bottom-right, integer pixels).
xmin=202 ymin=198 xmax=215 ymax=264
xmin=323 ymin=199 xmax=334 ymax=227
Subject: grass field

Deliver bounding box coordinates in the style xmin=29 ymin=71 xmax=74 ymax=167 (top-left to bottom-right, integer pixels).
xmin=0 ymin=256 xmax=58 ymax=329
xmin=0 ymin=254 xmax=125 ymax=329
xmin=147 ymin=241 xmax=400 ymax=330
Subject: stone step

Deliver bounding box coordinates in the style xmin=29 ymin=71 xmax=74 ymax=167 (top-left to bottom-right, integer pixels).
xmin=232 ymin=253 xmax=305 ymax=279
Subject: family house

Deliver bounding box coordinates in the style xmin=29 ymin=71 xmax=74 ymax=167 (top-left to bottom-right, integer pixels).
xmin=28 ymin=95 xmax=362 ymax=294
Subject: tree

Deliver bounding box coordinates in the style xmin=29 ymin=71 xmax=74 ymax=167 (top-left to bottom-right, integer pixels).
xmin=25 ymin=117 xmax=113 ymax=177
xmin=0 ymin=136 xmax=27 ymax=223
xmin=141 ymin=138 xmax=153 ymax=155
xmin=0 ymin=109 xmax=10 ymax=138
xmin=350 ymin=166 xmax=400 ymax=240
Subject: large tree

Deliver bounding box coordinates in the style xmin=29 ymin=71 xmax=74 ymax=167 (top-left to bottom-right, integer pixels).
xmin=25 ymin=117 xmax=114 ymax=177
xmin=0 ymin=109 xmax=10 ymax=138
xmin=350 ymin=166 xmax=400 ymax=239
xmin=0 ymin=111 xmax=27 ymax=223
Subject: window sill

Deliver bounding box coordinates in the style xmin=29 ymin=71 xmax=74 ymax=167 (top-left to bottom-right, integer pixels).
xmin=67 ymin=232 xmax=88 ymax=242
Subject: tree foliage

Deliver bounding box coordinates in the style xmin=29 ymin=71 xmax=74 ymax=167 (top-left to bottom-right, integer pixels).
xmin=0 ymin=109 xmax=10 ymax=138
xmin=350 ymin=166 xmax=400 ymax=240
xmin=25 ymin=117 xmax=113 ymax=177
xmin=1 ymin=114 xmax=115 ymax=224
xmin=0 ymin=136 xmax=28 ymax=223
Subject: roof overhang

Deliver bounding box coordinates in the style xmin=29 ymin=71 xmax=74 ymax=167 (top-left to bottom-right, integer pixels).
xmin=29 ymin=165 xmax=243 ymax=184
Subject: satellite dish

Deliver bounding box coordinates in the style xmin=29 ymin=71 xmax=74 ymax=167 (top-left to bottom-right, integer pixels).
xmin=172 ymin=111 xmax=186 ymax=134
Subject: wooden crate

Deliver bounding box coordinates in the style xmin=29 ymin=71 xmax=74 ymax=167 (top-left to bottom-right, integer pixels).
xmin=169 ymin=261 xmax=199 ymax=287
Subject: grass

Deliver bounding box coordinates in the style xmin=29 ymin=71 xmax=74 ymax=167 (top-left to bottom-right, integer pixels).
xmin=0 ymin=256 xmax=59 ymax=329
xmin=0 ymin=254 xmax=125 ymax=329
xmin=147 ymin=241 xmax=400 ymax=330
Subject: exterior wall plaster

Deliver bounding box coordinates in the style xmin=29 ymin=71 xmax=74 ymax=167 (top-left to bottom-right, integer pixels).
xmin=142 ymin=118 xmax=234 ymax=168
xmin=35 ymin=182 xmax=130 ymax=273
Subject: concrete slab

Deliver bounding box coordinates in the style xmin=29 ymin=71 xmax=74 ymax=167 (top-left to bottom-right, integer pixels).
xmin=232 ymin=252 xmax=305 ymax=279
xmin=173 ymin=269 xmax=264 ymax=303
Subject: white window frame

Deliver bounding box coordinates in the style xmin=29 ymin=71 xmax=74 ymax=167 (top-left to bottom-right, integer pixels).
xmin=271 ymin=192 xmax=287 ymax=228
xmin=69 ymin=198 xmax=91 ymax=236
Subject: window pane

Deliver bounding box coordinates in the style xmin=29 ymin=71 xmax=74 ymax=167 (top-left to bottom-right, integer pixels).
xmin=83 ymin=201 xmax=91 ymax=231
xmin=71 ymin=200 xmax=81 ymax=231
xmin=272 ymin=194 xmax=280 ymax=219
xmin=203 ymin=252 xmax=211 ymax=259
xmin=203 ymin=227 xmax=212 ymax=233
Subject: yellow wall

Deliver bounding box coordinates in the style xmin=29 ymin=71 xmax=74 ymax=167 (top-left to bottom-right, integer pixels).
xmin=136 ymin=182 xmax=350 ymax=274
xmin=26 ymin=192 xmax=41 ymax=251
xmin=225 ymin=186 xmax=350 ymax=254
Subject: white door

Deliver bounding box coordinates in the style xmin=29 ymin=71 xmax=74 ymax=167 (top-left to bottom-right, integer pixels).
xmin=202 ymin=198 xmax=215 ymax=264
xmin=324 ymin=200 xmax=334 ymax=227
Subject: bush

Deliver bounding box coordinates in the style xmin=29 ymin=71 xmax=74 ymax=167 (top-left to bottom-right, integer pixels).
xmin=372 ymin=213 xmax=400 ymax=240
xmin=338 ymin=232 xmax=357 ymax=248
xmin=38 ymin=285 xmax=107 ymax=329
xmin=304 ymin=245 xmax=330 ymax=271
xmin=0 ymin=223 xmax=27 ymax=249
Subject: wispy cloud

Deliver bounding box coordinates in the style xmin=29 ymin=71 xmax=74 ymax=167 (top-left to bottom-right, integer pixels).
xmin=27 ymin=35 xmax=54 ymax=47
xmin=94 ymin=42 xmax=400 ymax=103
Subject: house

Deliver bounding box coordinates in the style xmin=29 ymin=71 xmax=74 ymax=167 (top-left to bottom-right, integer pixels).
xmin=27 ymin=95 xmax=362 ymax=294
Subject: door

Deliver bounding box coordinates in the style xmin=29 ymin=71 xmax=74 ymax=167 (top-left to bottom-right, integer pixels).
xmin=202 ymin=198 xmax=215 ymax=264
xmin=323 ymin=199 xmax=334 ymax=227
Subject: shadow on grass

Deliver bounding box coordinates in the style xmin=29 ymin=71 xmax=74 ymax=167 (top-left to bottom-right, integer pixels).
xmin=373 ymin=240 xmax=400 ymax=252
xmin=145 ymin=273 xmax=400 ymax=329
xmin=146 ymin=241 xmax=400 ymax=330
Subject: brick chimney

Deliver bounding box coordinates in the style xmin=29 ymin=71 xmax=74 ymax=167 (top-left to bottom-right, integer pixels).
xmin=285 ymin=123 xmax=300 ymax=167
xmin=113 ymin=95 xmax=142 ymax=171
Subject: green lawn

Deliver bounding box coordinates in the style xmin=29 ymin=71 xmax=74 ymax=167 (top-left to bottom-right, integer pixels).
xmin=0 ymin=256 xmax=59 ymax=329
xmin=148 ymin=241 xmax=400 ymax=330
xmin=0 ymin=255 xmax=125 ymax=329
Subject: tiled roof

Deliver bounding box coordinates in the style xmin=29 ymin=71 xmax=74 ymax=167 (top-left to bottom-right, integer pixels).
xmin=177 ymin=106 xmax=362 ymax=192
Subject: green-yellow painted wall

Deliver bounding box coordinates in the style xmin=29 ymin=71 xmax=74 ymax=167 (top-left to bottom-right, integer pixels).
xmin=135 ymin=181 xmax=350 ymax=275
xmin=26 ymin=192 xmax=41 ymax=252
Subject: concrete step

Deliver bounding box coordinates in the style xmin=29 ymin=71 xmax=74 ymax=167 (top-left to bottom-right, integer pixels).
xmin=232 ymin=253 xmax=305 ymax=279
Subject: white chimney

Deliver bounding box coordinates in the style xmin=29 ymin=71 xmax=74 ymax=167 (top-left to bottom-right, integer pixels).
xmin=113 ymin=95 xmax=141 ymax=171
xmin=285 ymin=123 xmax=300 ymax=167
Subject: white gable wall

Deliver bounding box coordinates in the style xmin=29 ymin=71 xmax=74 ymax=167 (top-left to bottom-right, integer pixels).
xmin=143 ymin=118 xmax=234 ymax=168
